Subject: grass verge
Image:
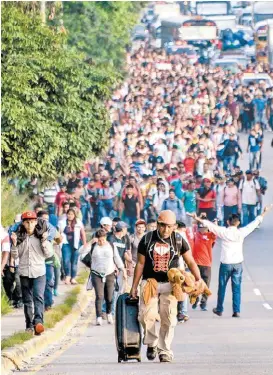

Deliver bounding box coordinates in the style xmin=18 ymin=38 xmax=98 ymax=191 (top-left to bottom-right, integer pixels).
xmin=1 ymin=283 xmax=85 ymax=350
xmin=44 ymin=286 xmax=80 ymax=329
xmin=1 ymin=287 xmax=13 ymax=316
xmin=1 ymin=331 xmax=33 ymax=350
xmin=76 ymin=268 xmax=89 ymax=285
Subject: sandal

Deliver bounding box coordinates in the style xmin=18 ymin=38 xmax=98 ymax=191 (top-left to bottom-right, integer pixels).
xmin=71 ymin=279 xmax=78 ymax=285
xmin=65 ymin=276 xmax=71 ymax=285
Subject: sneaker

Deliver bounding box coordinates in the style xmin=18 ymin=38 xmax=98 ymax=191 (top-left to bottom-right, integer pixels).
xmin=177 ymin=313 xmax=189 ymax=323
xmin=96 ymin=317 xmax=102 ymax=326
xmin=232 ymin=312 xmax=240 ymax=318
xmin=147 ymin=346 xmax=157 ymax=361
xmin=212 ymin=308 xmax=222 ymax=317
xmin=200 ymin=305 xmax=208 ymax=311
xmin=101 ymin=312 xmax=107 ymax=320
xmin=192 ymin=302 xmax=198 ymax=310
xmin=159 ymin=354 xmax=172 ymax=363
xmin=34 ymin=323 xmax=45 ymax=335
xmin=53 ymin=289 xmax=59 ymax=297
xmin=107 ymin=314 xmax=113 ymax=325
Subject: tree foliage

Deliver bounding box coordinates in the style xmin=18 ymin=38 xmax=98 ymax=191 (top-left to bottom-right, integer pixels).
xmin=63 ymin=1 xmax=143 ymax=75
xmin=1 ymin=2 xmax=127 ymax=182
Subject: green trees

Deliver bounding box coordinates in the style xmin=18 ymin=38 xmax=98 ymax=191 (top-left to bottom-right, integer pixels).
xmin=63 ymin=1 xmax=142 ymax=73
xmin=1 ymin=2 xmax=141 ymax=182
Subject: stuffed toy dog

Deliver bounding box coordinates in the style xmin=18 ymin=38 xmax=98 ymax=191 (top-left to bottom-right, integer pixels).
xmin=168 ymin=268 xmax=212 ymax=303
xmin=167 ymin=268 xmax=186 ymax=301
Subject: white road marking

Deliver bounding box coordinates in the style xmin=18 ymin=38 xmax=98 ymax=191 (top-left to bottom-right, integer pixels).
xmin=253 ymin=288 xmax=261 ymax=296
xmin=263 ymin=303 xmax=273 ymax=310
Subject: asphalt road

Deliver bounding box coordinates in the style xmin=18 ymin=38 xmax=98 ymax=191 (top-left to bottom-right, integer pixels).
xmin=15 ymin=134 xmax=273 ymax=375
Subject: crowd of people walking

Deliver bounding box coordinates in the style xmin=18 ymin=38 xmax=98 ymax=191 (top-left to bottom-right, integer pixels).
xmin=1 ymin=28 xmax=272 ymax=360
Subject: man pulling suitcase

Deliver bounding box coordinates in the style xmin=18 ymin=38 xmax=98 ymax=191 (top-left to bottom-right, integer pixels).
xmin=130 ymin=210 xmax=202 ymax=363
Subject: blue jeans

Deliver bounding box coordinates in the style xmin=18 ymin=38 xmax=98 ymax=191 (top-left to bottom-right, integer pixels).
xmin=54 ymin=266 xmax=60 ymax=290
xmin=223 ymin=205 xmax=238 ymax=227
xmin=216 ymin=263 xmax=243 ymax=313
xmin=123 ymin=216 xmax=137 ymax=234
xmin=223 ymin=155 xmax=235 ymax=172
xmin=242 ymin=203 xmax=256 ymax=227
xmin=98 ymin=199 xmax=113 ymax=220
xmin=44 ymin=264 xmax=54 ymax=308
xmin=62 ymin=244 xmax=80 ymax=279
xmin=80 ymin=204 xmax=89 ymax=226
xmin=20 ymin=275 xmax=46 ymax=329
xmin=249 ymin=151 xmax=261 ymax=170
xmin=177 ymin=298 xmax=188 ymax=315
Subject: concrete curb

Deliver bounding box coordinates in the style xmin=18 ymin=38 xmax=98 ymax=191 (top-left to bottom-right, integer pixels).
xmin=1 ymin=285 xmax=92 ymax=375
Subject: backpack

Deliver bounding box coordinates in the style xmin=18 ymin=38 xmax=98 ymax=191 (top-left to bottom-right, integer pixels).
xmin=144 ymin=230 xmax=184 ymax=257
xmin=216 ymin=142 xmax=227 ymax=161
xmin=240 ymin=178 xmax=259 ymax=193
xmin=258 ymin=177 xmax=267 ymax=195
xmin=163 ymin=199 xmax=181 ymax=211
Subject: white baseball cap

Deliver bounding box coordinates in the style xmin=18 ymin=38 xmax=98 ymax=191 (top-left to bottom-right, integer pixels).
xmin=100 ymin=217 xmax=112 ymax=226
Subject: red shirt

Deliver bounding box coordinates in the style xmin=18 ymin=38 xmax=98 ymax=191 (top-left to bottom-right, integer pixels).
xmin=55 ymin=192 xmax=68 ymax=214
xmin=94 ymin=181 xmax=103 ymax=189
xmin=192 ymin=231 xmax=216 ymax=267
xmin=167 ymin=174 xmax=180 ymax=183
xmin=184 ymin=157 xmax=195 ymax=173
xmin=198 ymin=189 xmax=216 ymax=209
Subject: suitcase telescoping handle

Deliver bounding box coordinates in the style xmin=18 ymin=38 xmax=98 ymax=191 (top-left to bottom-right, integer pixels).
xmin=126 ymin=296 xmax=139 ymax=306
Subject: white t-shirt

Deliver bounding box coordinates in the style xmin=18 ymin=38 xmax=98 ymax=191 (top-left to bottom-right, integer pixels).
xmin=239 ymin=179 xmax=260 ymax=205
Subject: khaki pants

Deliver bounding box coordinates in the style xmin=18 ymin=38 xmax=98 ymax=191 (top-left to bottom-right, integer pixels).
xmin=138 ymin=280 xmax=177 ymax=359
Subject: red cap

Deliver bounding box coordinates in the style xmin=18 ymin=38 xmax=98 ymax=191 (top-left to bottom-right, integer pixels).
xmin=21 ymin=211 xmax=37 ymax=220
xmin=203 ymin=178 xmax=211 ymax=183
xmin=135 ymin=219 xmax=146 ymax=226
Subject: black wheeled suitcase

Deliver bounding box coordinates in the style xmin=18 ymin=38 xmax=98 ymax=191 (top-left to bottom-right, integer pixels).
xmin=115 ymin=293 xmax=142 ymax=363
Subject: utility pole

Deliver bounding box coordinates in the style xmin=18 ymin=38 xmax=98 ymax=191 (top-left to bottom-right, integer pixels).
xmin=41 ymin=1 xmax=46 ymax=25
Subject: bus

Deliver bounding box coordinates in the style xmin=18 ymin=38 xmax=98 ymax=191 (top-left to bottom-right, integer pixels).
xmin=255 ymin=19 xmax=273 ymax=64
xmin=253 ymin=2 xmax=273 ymax=25
xmin=161 ymin=16 xmax=219 ymax=50
xmin=193 ymin=1 xmax=236 ymax=30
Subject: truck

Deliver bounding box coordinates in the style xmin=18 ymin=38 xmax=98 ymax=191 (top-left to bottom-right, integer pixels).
xmin=153 ymin=2 xmax=180 ymax=19
xmin=255 ymin=19 xmax=273 ymax=64
xmin=193 ymin=1 xmax=237 ymax=31
xmin=161 ymin=16 xmax=219 ymax=49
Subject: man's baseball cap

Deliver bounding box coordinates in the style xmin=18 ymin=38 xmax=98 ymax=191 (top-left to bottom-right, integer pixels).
xmin=115 ymin=221 xmax=129 ymax=232
xmin=203 ymin=178 xmax=211 ymax=183
xmin=158 ymin=210 xmax=176 ymax=225
xmin=100 ymin=217 xmax=112 ymax=226
xmin=135 ymin=219 xmax=146 ymax=227
xmin=245 ymin=170 xmax=253 ymax=175
xmin=21 ymin=211 xmax=37 ymax=220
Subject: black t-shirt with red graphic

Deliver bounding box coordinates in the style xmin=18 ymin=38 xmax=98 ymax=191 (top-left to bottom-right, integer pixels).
xmin=138 ymin=230 xmax=189 ymax=282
